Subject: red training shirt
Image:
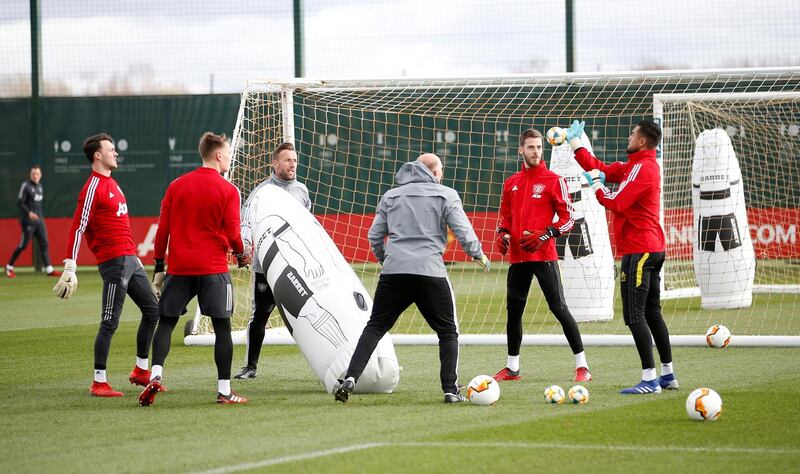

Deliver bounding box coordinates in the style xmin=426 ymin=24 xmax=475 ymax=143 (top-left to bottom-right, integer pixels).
xmin=154 ymin=166 xmax=243 ymax=275
xmin=498 ymin=161 xmax=575 ymax=263
xmin=65 ymin=171 xmax=136 ymax=264
xmin=573 ymin=147 xmax=666 ymax=255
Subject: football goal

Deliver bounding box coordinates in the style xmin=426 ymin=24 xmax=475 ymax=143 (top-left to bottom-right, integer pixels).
xmin=186 ymin=67 xmax=800 ymax=347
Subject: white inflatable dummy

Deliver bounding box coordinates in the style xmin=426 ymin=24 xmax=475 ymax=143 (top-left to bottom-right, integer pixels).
xmin=248 ymin=184 xmax=400 ymax=393
xmin=549 ymin=132 xmax=614 ymax=321
xmin=692 ymin=128 xmax=755 ymax=309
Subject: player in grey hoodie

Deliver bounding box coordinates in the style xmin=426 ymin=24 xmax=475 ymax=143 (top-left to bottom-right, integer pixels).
xmin=335 ymin=153 xmax=490 ymax=404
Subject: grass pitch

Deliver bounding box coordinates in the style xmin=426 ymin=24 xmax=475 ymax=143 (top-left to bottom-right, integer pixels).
xmin=1 ymin=269 xmax=799 ymax=473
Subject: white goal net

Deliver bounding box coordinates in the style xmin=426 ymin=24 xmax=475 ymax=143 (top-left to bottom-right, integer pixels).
xmin=187 ymin=68 xmax=800 ymax=346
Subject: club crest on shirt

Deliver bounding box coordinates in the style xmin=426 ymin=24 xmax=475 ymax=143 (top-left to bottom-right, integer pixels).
xmin=532 ymin=183 xmax=545 ymax=199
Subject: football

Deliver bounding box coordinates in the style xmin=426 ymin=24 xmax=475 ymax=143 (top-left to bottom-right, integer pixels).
xmin=466 ymin=375 xmax=500 ymax=405
xmin=568 ymin=384 xmax=589 ymax=404
xmin=543 ymin=385 xmax=565 ymax=404
xmin=686 ymin=388 xmax=723 ymax=421
xmin=705 ymin=324 xmax=732 ymax=348
xmin=546 ymin=126 xmax=568 ymax=146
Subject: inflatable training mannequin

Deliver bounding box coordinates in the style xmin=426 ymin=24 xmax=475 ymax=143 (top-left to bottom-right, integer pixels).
xmin=692 ymin=128 xmax=755 ymax=309
xmin=549 ymin=131 xmax=615 ymax=321
xmin=247 ymin=184 xmax=400 ymax=393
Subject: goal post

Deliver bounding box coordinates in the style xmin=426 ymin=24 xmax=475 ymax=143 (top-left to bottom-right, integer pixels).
xmin=185 ymin=67 xmax=800 ymax=347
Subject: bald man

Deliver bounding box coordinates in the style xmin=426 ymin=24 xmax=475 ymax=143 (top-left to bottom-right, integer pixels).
xmin=334 ymin=154 xmax=490 ymax=404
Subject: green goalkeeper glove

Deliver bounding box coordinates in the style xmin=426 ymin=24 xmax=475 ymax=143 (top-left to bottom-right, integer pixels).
xmin=566 ymin=120 xmax=586 ymax=150
xmin=582 ymin=169 xmax=606 ymax=191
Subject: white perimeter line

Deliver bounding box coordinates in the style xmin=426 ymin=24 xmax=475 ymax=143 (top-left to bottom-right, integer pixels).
xmin=191 ymin=441 xmax=800 ymax=473
xmin=191 ymin=443 xmax=385 ymax=474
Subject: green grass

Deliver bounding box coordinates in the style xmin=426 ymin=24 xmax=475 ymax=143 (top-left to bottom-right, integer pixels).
xmin=1 ymin=270 xmax=799 ymax=473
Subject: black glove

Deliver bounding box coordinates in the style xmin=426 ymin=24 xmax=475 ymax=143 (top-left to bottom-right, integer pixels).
xmin=235 ymin=253 xmax=252 ymax=269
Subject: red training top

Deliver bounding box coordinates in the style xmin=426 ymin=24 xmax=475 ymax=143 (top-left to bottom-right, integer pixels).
xmin=573 ymin=147 xmax=666 ymax=255
xmin=498 ymin=160 xmax=575 ymax=263
xmin=154 ymin=167 xmax=243 ymax=275
xmin=65 ymin=171 xmax=136 ymax=264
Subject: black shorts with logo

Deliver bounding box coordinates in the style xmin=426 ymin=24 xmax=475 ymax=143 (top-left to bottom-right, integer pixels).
xmin=158 ymin=272 xmax=233 ymax=319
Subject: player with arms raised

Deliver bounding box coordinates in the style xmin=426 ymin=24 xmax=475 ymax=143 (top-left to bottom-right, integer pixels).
xmin=565 ymin=119 xmax=677 ymax=394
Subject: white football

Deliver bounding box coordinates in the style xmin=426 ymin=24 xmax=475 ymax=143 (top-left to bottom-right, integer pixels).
xmin=705 ymin=325 xmax=731 ymax=348
xmin=686 ymin=388 xmax=723 ymax=421
xmin=568 ymin=385 xmax=589 ymax=404
xmin=466 ymin=375 xmax=500 ymax=405
xmin=546 ymin=126 xmax=568 ymax=146
xmin=544 ymin=385 xmax=565 ymax=404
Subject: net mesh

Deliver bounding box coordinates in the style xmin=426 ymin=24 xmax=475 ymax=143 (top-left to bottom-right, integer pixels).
xmin=194 ymin=69 xmax=800 ymax=340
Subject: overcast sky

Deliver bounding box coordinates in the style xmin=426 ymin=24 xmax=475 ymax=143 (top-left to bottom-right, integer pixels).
xmin=1 ymin=0 xmax=798 ymax=96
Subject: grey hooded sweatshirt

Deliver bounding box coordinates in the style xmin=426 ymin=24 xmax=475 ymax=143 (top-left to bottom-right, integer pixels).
xmin=368 ymin=161 xmax=483 ymax=278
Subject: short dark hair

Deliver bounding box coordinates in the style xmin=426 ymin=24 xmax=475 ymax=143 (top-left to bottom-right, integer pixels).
xmin=272 ymin=142 xmax=295 ymax=160
xmin=198 ymin=132 xmax=228 ymax=160
xmin=83 ymin=133 xmax=114 ymax=164
xmin=30 ymin=164 xmax=41 ymax=171
xmin=519 ymin=128 xmax=543 ymax=145
xmin=637 ymin=120 xmax=662 ymax=148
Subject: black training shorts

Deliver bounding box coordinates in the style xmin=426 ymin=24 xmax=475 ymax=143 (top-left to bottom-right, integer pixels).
xmin=158 ymin=272 xmax=233 ymax=319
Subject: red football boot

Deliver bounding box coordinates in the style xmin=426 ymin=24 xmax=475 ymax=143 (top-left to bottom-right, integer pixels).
xmin=216 ymin=391 xmax=248 ymax=404
xmin=575 ymin=366 xmax=593 ymax=382
xmin=90 ymin=381 xmax=124 ymax=397
xmin=5 ymin=266 xmax=16 ymax=278
xmin=129 ymin=367 xmax=151 ymax=386
xmin=493 ymin=367 xmax=521 ymax=381
xmin=138 ymin=376 xmax=164 ymax=406
xmin=130 ymin=368 xmax=168 ymax=391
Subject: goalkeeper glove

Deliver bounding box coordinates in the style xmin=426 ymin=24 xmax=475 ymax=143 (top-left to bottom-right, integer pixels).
xmin=152 ymin=258 xmax=166 ymax=299
xmin=52 ymin=259 xmax=78 ymax=299
xmin=582 ymin=169 xmax=606 ymax=191
xmin=519 ymin=227 xmax=560 ymax=253
xmin=495 ymin=228 xmax=511 ymax=255
xmin=566 ymin=120 xmax=586 ymax=150
xmin=474 ymin=254 xmax=491 ymax=272
xmin=235 ymin=253 xmax=251 ymax=269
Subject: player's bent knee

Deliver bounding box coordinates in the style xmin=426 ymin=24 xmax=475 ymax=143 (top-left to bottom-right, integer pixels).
xmin=99 ymin=319 xmax=120 ymax=335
